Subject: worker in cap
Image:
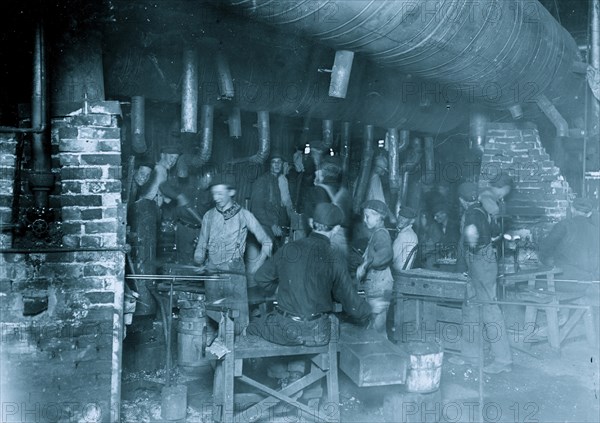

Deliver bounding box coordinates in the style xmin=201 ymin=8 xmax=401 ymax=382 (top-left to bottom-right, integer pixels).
xmin=138 ymin=145 xmax=181 ymax=207
xmin=194 ymin=170 xmax=272 ymax=335
xmin=356 ymin=199 xmax=394 ymax=336
xmin=248 ymin=202 xmax=372 ymax=385
xmin=249 ymin=150 xmax=293 ymax=254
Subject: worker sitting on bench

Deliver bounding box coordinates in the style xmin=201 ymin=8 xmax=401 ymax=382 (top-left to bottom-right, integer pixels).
xmin=248 ymin=203 xmax=374 ymax=386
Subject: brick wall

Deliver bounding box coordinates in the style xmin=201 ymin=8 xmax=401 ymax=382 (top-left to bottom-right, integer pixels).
xmin=0 ymin=133 xmax=17 ymax=248
xmin=480 ymin=122 xmax=570 ymax=240
xmin=0 ymin=108 xmax=125 ymax=423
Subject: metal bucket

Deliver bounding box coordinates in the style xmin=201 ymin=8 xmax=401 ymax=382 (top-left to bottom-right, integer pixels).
xmin=405 ymin=341 xmax=443 ymax=393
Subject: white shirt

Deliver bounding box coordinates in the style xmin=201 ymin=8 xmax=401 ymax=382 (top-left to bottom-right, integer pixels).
xmin=392 ymin=225 xmax=418 ymax=273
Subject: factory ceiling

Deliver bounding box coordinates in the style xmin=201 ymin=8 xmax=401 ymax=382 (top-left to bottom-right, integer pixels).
xmin=0 ymin=0 xmax=595 ymax=135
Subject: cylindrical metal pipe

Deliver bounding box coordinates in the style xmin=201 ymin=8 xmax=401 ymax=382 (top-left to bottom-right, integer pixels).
xmin=176 ymin=154 xmax=189 ymax=178
xmin=340 ymin=121 xmax=351 ymax=187
xmin=181 ymin=48 xmax=199 ymax=133
xmin=536 ymin=95 xmax=569 ymax=138
xmin=224 ymin=0 xmax=582 ymax=110
xmin=216 ymin=51 xmax=235 ymax=100
xmin=228 ymin=107 xmax=242 ymax=138
xmin=197 ymin=105 xmax=214 ymax=167
xmin=401 ymin=170 xmax=410 ymax=206
xmin=255 ymin=111 xmax=270 ymax=163
xmin=329 ymin=50 xmax=354 ymax=99
xmin=30 ymin=22 xmax=53 ymax=209
xmin=131 ymin=96 xmax=147 ymax=153
xmin=423 ymin=136 xmax=435 ymax=186
xmin=387 ymin=128 xmax=401 ymax=192
xmin=399 ymin=129 xmax=410 ymax=153
xmin=469 ymin=111 xmax=488 ymax=155
xmin=508 ymin=104 xmax=523 ymax=120
xmin=353 ymin=125 xmax=375 ymax=214
xmin=322 ymin=119 xmax=334 ymax=150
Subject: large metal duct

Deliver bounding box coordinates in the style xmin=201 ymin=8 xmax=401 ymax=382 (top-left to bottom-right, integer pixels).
xmin=104 ymin=4 xmax=465 ymax=133
xmin=222 ymin=0 xmax=584 ymax=112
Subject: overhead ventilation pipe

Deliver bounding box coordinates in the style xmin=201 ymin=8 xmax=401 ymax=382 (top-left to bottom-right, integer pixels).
xmin=216 ymin=50 xmax=235 ymax=100
xmin=329 ymin=50 xmax=354 ymax=99
xmin=353 ymin=125 xmax=375 ymax=214
xmin=190 ymin=105 xmax=214 ymax=168
xmin=387 ymin=128 xmax=401 ymax=193
xmin=131 ymin=96 xmax=147 ymax=154
xmin=400 ymin=137 xmax=423 ymax=206
xmin=231 ymin=111 xmax=271 ymax=164
xmin=227 ymin=107 xmax=242 ymax=138
xmin=181 ymin=48 xmax=198 ymax=133
xmin=469 ymin=111 xmax=488 ymax=155
xmin=340 ymin=122 xmax=351 ymax=187
xmin=29 ymin=22 xmax=53 ymax=210
xmin=423 ymin=136 xmax=436 ymax=186
xmin=536 ymin=95 xmax=569 ymax=138
xmin=322 ymin=119 xmax=334 ymax=150
xmin=223 ymin=0 xmax=584 ymax=110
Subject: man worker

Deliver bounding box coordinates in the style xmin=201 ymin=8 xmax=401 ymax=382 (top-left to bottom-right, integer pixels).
xmin=539 ymin=197 xmax=599 ymax=288
xmin=250 ymin=153 xmax=293 ymax=250
xmin=194 ymin=174 xmax=272 ymax=335
xmin=248 ymin=202 xmax=373 ymax=346
xmin=392 ymin=206 xmax=419 ymax=274
xmin=139 ymin=145 xmax=180 ymax=207
xmin=460 ymin=174 xmax=514 ymax=374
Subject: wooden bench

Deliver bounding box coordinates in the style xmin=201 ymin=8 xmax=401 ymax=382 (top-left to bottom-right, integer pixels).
xmin=208 ymin=306 xmax=340 ymax=423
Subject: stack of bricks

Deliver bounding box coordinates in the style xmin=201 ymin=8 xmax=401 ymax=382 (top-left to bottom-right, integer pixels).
xmin=479 ymin=122 xmax=570 ymax=236
xmin=0 ymin=133 xmax=17 ymax=248
xmin=0 ymin=107 xmax=126 ymax=422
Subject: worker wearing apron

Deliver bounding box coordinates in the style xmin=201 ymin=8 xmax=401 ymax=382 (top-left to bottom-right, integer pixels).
xmin=356 ymin=200 xmax=394 ymax=335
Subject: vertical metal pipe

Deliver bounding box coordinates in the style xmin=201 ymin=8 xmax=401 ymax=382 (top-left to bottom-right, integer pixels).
xmin=536 ymin=95 xmax=569 ymax=138
xmin=353 ymin=125 xmax=374 ymax=214
xmin=340 ymin=122 xmax=351 ymax=187
xmin=181 ymin=48 xmax=199 ymax=133
xmin=469 ymin=111 xmax=488 ymax=155
xmin=423 ymin=136 xmax=435 ymax=186
xmin=197 ymin=105 xmax=214 ymax=166
xmin=329 ymin=50 xmax=354 ymax=99
xmin=322 ymin=119 xmax=334 ymax=150
xmin=387 ymin=128 xmax=400 ymax=191
xmin=31 ymin=21 xmax=52 ymax=209
xmin=228 ymin=107 xmax=242 ymax=138
xmin=131 ymin=96 xmax=147 ymax=153
xmin=216 ymin=51 xmax=235 ymax=100
xmin=255 ymin=111 xmax=271 ymax=163
xmin=399 ymin=129 xmax=410 ymax=152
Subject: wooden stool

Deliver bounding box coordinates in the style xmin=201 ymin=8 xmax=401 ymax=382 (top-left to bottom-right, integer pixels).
xmin=208 ymin=306 xmax=340 ymax=423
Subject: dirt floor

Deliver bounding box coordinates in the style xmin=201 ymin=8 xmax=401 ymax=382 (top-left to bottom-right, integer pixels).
xmin=121 ymin=330 xmax=600 ymax=423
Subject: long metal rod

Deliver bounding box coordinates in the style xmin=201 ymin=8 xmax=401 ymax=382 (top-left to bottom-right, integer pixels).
xmin=125 ymin=274 xmax=224 ymax=281
xmin=0 ymin=247 xmax=127 ymax=254
xmin=0 ymin=125 xmax=47 ymax=133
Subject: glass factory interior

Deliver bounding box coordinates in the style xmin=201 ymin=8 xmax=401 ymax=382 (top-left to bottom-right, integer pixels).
xmin=1 ymin=1 xmax=599 ymax=422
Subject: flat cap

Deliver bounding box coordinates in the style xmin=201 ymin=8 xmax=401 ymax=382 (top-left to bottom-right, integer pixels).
xmin=313 ymin=203 xmax=343 ymax=226
xmin=160 ymin=144 xmax=181 ymax=154
xmin=458 ymin=182 xmax=478 ymax=202
xmin=572 ymin=197 xmax=595 ymax=213
xmin=209 ymin=173 xmax=236 ymax=189
xmin=397 ymin=206 xmax=416 ymax=219
xmin=362 ymin=199 xmax=390 ymax=217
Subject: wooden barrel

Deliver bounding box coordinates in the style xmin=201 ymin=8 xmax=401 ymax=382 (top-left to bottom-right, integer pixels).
xmin=176 ymin=315 xmax=213 ymax=374
xmin=404 ymin=341 xmax=443 ymax=393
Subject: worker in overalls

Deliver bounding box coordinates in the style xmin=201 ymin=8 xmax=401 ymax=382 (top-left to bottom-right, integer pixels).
xmin=460 ymin=174 xmax=513 ymax=374
xmin=356 ymin=200 xmax=394 ymax=336
xmin=194 ymin=174 xmax=272 ymax=335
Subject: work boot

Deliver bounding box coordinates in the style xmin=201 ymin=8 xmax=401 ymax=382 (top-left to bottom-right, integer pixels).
xmin=483 ymin=361 xmax=512 ymax=374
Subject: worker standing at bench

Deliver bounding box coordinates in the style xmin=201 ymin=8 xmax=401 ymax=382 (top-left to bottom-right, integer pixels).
xmin=248 ymin=203 xmax=373 ymax=381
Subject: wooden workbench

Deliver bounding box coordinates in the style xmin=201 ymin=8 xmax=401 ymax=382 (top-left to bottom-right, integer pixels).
xmin=392 ymin=269 xmax=468 ymax=351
